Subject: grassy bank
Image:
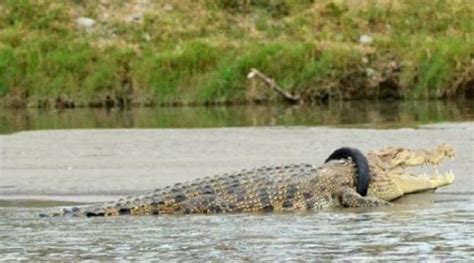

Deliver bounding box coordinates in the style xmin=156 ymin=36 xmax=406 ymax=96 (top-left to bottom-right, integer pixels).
xmin=0 ymin=0 xmax=473 ymax=108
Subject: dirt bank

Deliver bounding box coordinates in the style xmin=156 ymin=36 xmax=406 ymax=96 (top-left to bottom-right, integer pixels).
xmin=1 ymin=1 xmax=473 ymax=108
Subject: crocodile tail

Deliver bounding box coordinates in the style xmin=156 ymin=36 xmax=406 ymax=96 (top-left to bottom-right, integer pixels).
xmin=39 ymin=205 xmax=108 ymax=218
xmin=39 ymin=207 xmax=80 ymax=218
xmin=325 ymin=147 xmax=370 ymax=196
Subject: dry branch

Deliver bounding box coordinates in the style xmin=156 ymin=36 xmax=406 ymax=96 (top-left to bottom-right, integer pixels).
xmin=247 ymin=68 xmax=301 ymax=104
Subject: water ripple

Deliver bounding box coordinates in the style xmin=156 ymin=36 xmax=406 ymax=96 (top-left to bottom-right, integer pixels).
xmin=1 ymin=197 xmax=473 ymax=261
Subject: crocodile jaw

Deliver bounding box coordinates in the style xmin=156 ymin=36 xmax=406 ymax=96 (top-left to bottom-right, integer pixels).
xmin=396 ymin=170 xmax=455 ymax=195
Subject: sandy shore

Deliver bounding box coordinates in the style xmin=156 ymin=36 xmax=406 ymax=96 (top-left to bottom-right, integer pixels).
xmin=1 ymin=124 xmax=472 ymax=203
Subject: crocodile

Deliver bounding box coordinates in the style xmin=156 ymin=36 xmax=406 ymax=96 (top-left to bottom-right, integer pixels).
xmin=43 ymin=144 xmax=455 ymax=217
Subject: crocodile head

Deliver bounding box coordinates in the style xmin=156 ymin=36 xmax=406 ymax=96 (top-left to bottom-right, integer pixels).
xmin=366 ymin=144 xmax=455 ymax=201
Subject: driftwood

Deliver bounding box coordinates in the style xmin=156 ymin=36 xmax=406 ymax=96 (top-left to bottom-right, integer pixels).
xmin=247 ymin=68 xmax=301 ymax=104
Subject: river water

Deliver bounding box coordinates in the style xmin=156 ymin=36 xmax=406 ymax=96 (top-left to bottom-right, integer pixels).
xmin=0 ymin=100 xmax=473 ymax=261
xmin=1 ymin=198 xmax=472 ymax=261
xmin=1 ymin=99 xmax=473 ymax=133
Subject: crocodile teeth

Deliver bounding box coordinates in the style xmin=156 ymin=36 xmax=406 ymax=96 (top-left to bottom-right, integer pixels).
xmin=447 ymin=170 xmax=454 ymax=177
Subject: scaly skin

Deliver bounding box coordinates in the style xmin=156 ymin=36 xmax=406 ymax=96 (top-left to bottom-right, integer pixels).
xmin=46 ymin=144 xmax=455 ymax=217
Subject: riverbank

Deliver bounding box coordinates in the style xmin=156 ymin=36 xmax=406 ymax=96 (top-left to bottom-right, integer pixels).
xmin=0 ymin=1 xmax=473 ymax=108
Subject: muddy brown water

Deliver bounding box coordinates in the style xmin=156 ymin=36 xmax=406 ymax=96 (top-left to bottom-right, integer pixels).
xmin=0 ymin=101 xmax=473 ymax=261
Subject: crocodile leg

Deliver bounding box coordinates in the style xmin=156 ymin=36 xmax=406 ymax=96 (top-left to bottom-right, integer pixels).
xmin=338 ymin=188 xmax=389 ymax=208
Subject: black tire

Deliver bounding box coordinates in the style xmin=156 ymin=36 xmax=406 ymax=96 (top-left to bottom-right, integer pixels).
xmin=325 ymin=147 xmax=370 ymax=196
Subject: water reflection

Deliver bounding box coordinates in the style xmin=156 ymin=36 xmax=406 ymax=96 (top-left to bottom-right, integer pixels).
xmin=1 ymin=99 xmax=473 ymax=134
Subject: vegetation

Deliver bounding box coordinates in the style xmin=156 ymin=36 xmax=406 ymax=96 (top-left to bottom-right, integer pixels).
xmin=0 ymin=0 xmax=472 ymax=108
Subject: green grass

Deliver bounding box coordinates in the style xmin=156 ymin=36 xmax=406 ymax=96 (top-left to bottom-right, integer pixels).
xmin=0 ymin=0 xmax=472 ymax=107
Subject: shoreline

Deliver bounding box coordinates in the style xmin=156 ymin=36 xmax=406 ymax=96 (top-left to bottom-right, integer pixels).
xmin=1 ymin=92 xmax=473 ymax=110
xmin=1 ymin=125 xmax=472 ymax=204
